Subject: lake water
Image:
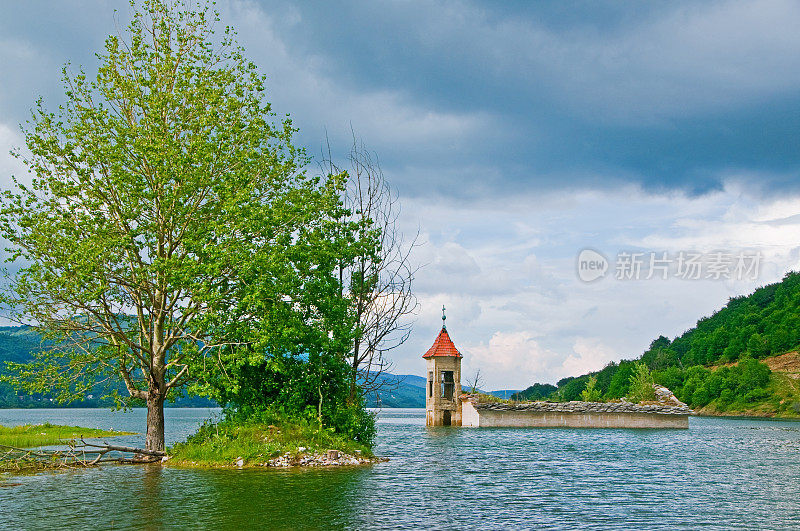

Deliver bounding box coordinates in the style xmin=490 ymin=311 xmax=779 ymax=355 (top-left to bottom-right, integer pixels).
xmin=1 ymin=408 xmax=799 ymax=530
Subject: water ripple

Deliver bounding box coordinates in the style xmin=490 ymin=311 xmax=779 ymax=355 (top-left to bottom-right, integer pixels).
xmin=1 ymin=409 xmax=799 ymax=529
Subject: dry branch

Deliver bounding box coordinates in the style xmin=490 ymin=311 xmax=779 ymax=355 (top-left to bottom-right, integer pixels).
xmin=0 ymin=439 xmax=165 ymax=472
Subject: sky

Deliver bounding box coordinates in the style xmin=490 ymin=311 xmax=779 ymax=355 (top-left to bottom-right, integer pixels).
xmin=1 ymin=1 xmax=799 ymax=389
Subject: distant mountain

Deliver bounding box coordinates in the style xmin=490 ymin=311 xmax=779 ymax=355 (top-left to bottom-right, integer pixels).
xmin=0 ymin=325 xmax=42 ymax=365
xmin=364 ymin=374 xmax=427 ymax=408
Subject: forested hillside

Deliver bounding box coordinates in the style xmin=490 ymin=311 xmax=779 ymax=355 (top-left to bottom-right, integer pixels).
xmin=514 ymin=271 xmax=800 ymax=417
xmin=364 ymin=374 xmax=427 ymax=408
xmin=0 ymin=326 xmax=45 ymax=407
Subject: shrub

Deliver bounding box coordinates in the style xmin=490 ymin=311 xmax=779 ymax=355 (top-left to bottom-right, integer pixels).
xmin=691 ymin=386 xmax=713 ymax=407
xmin=170 ymin=410 xmax=374 ymax=465
xmin=327 ymin=400 xmax=377 ymax=446
xmin=580 ymin=376 xmax=602 ymax=402
xmin=627 ymin=362 xmax=656 ymax=403
xmin=210 ymin=353 xmax=377 ymax=447
xmin=743 ymin=387 xmax=770 ymax=403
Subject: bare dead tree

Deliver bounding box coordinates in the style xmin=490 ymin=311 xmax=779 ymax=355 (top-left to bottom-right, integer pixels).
xmin=466 ymin=368 xmax=484 ymax=394
xmin=324 ymin=136 xmax=420 ymax=400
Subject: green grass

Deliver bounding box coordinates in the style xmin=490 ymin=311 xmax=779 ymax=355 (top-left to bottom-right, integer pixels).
xmin=0 ymin=423 xmax=133 ymax=448
xmin=169 ymin=416 xmax=374 ymax=467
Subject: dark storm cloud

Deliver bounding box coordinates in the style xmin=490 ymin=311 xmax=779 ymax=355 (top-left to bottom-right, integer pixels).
xmin=3 ymin=0 xmax=800 ymax=198
xmin=246 ymin=0 xmax=800 ymax=197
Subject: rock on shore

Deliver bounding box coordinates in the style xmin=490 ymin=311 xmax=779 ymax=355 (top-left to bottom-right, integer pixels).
xmin=264 ymin=449 xmax=388 ymax=468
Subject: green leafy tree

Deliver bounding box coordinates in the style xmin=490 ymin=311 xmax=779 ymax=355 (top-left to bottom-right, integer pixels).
xmin=722 ymin=337 xmax=745 ymax=362
xmin=605 ymin=361 xmax=634 ymax=399
xmin=579 ymin=375 xmax=602 ymax=402
xmin=627 ymin=362 xmax=656 ymax=403
xmin=652 ymin=366 xmax=684 ymax=395
xmin=593 ymin=361 xmax=617 ymax=395
xmin=0 ymin=0 xmax=353 ymax=451
xmin=691 ymin=386 xmax=713 ymax=407
xmin=680 ymin=365 xmax=711 ymax=404
xmin=747 ymin=333 xmax=768 ymax=358
xmin=736 ymin=357 xmax=771 ymax=394
xmin=769 ymin=326 xmax=791 ymax=354
xmin=555 ymin=375 xmax=590 ymax=401
xmin=191 ymin=207 xmax=377 ymax=443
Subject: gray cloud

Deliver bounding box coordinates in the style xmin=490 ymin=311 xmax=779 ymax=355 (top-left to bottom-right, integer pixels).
xmin=4 ymin=1 xmax=800 ymax=199
xmin=3 ymin=1 xmax=800 ymax=387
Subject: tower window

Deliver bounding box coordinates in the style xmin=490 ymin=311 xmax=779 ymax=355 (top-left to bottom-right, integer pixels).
xmin=441 ymin=370 xmax=454 ymax=399
xmin=428 ymin=371 xmax=433 ymax=398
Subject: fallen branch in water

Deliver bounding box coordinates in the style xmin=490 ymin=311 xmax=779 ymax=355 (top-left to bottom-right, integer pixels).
xmin=77 ymin=440 xmax=166 ymax=457
xmin=0 ymin=437 xmax=165 ymax=472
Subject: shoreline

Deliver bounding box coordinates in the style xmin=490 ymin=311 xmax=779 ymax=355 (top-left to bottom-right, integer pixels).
xmin=166 ymin=450 xmax=388 ymax=469
xmin=693 ymin=411 xmax=800 ymax=421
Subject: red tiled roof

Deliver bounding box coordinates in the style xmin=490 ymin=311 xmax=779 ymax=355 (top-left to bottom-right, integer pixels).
xmin=422 ymin=327 xmax=463 ymax=358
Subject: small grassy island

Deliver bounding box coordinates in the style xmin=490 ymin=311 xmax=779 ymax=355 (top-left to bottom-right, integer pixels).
xmin=168 ymin=415 xmax=381 ymax=468
xmin=0 ymin=417 xmax=381 ymax=473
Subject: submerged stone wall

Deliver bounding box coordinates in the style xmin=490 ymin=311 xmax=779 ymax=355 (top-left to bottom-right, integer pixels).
xmin=460 ymin=396 xmax=691 ymax=429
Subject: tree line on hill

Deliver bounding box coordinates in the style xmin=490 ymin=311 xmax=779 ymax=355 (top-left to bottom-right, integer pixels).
xmin=513 ymin=272 xmax=800 ymax=414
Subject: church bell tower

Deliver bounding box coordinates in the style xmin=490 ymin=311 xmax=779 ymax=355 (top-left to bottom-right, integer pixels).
xmin=423 ymin=306 xmax=463 ymax=426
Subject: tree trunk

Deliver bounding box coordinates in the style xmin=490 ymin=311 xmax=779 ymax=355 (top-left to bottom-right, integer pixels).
xmin=145 ymin=390 xmax=166 ymax=453
xmin=349 ymin=343 xmax=360 ymax=402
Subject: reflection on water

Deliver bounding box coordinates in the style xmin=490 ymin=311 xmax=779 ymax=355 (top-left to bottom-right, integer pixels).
xmin=1 ymin=408 xmax=800 ymax=529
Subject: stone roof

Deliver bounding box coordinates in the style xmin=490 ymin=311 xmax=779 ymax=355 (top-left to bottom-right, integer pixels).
xmin=465 ymin=397 xmax=692 ymax=416
xmin=422 ymin=327 xmax=463 ymax=358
